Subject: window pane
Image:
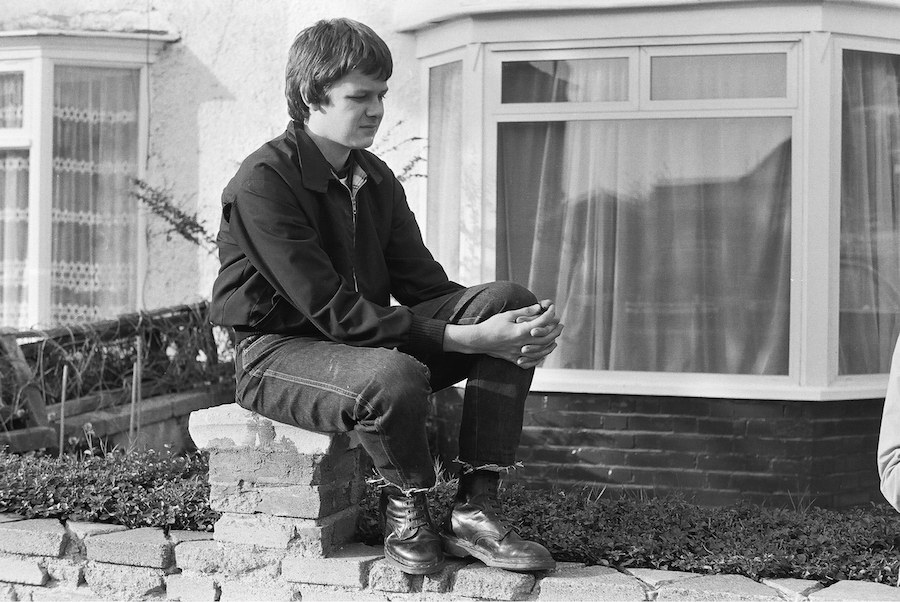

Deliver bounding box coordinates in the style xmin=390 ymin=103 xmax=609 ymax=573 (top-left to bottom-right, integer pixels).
xmin=0 ymin=150 xmax=29 ymax=328
xmin=651 ymin=54 xmax=787 ymax=100
xmin=839 ymin=50 xmax=900 ymax=374
xmin=502 ymin=58 xmax=628 ymax=103
xmin=497 ymin=117 xmax=791 ymax=374
xmin=0 ymin=72 xmax=24 ymax=128
xmin=52 ymin=66 xmax=139 ymax=325
xmin=427 ymin=61 xmax=463 ymax=279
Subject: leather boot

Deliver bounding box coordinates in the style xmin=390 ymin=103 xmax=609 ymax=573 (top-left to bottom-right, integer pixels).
xmin=380 ymin=486 xmax=445 ymax=575
xmin=442 ymin=471 xmax=556 ymax=572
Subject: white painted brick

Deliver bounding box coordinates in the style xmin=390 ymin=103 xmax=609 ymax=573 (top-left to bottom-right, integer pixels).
xmin=165 ymin=573 xmax=218 ymax=601
xmin=282 ymin=543 xmax=383 ymax=588
xmin=218 ymin=579 xmax=300 ymax=601
xmin=85 ymin=527 xmax=173 ymax=568
xmin=188 ymin=404 xmax=357 ymax=454
xmin=453 ymin=561 xmax=535 ymax=601
xmin=84 ymin=561 xmax=168 ymax=600
xmin=0 ymin=519 xmax=67 ymax=557
xmin=0 ymin=555 xmax=48 ymax=585
xmin=367 ymin=559 xmax=422 ymax=593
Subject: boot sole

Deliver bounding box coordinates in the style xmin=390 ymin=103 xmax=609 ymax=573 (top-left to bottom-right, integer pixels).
xmin=383 ymin=550 xmax=445 ymax=575
xmin=443 ymin=534 xmax=557 ymax=572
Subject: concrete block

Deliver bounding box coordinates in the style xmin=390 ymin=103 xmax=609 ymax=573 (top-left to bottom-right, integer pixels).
xmin=165 ymin=573 xmax=219 ymax=601
xmin=282 ymin=543 xmax=383 ymax=588
xmin=657 ymin=574 xmax=784 ymax=601
xmin=12 ymin=584 xmax=102 ymax=601
xmin=174 ymin=540 xmax=223 ymax=574
xmin=85 ymin=527 xmax=173 ymax=569
xmin=218 ymin=579 xmax=301 ymax=601
xmin=210 ymin=480 xmax=358 ymax=519
xmin=367 ymin=559 xmax=422 ymax=593
xmin=64 ymin=521 xmax=128 ymax=555
xmin=0 ymin=519 xmax=67 ymax=557
xmin=537 ymin=565 xmax=647 ymax=601
xmin=0 ymin=555 xmax=48 ymax=585
xmin=84 ymin=561 xmax=168 ymax=601
xmin=43 ymin=558 xmax=84 ymax=587
xmin=168 ymin=530 xmax=214 ymax=545
xmin=761 ymin=577 xmax=824 ymax=601
xmin=188 ymin=403 xmax=358 ymax=454
xmin=422 ymin=559 xmax=468 ymax=593
xmin=625 ymin=567 xmax=699 ymax=587
xmin=809 ymin=580 xmax=900 ymax=601
xmin=453 ymin=561 xmax=535 ymax=601
xmin=213 ymin=506 xmax=357 ymax=555
xmin=217 ymin=544 xmax=284 ymax=578
xmin=207 ymin=446 xmax=360 ymax=487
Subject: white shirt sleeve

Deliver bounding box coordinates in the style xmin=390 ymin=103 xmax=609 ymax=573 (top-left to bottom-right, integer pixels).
xmin=877 ymin=336 xmax=900 ymax=511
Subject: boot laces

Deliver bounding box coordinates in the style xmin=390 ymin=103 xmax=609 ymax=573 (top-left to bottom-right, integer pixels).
xmin=478 ymin=490 xmax=513 ymax=532
xmin=400 ymin=495 xmax=429 ymax=530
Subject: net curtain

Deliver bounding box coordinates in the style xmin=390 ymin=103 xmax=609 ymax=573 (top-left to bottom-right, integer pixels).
xmin=52 ymin=66 xmax=139 ymax=326
xmin=497 ymin=59 xmax=792 ymax=374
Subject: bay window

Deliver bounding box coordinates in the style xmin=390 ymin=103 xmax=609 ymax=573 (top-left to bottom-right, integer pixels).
xmin=0 ymin=32 xmax=171 ymax=329
xmin=412 ymin=2 xmax=900 ymax=400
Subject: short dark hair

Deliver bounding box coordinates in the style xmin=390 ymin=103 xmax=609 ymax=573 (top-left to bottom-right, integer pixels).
xmin=285 ymin=18 xmax=393 ymax=122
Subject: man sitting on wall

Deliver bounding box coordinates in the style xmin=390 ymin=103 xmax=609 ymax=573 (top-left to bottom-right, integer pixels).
xmin=209 ymin=17 xmax=564 ymax=575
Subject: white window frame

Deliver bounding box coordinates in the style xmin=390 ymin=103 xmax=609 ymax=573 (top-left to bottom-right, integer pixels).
xmin=0 ymin=31 xmax=174 ymax=328
xmin=409 ymin=3 xmax=900 ymax=401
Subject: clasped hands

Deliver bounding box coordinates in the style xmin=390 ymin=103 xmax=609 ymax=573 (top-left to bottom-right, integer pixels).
xmin=443 ymin=299 xmax=564 ymax=369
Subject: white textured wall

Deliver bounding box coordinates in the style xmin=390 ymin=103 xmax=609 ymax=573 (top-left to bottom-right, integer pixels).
xmin=2 ymin=0 xmax=424 ymax=311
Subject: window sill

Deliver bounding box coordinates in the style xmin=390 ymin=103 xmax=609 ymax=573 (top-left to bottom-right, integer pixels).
xmin=527 ymin=368 xmax=888 ymax=401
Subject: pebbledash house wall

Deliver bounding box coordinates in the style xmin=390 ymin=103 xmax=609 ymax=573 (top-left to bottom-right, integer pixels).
xmin=0 ymin=0 xmax=888 ymax=508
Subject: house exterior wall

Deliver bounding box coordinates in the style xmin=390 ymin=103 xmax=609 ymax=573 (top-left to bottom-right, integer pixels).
xmin=1 ymin=0 xmax=425 ymax=311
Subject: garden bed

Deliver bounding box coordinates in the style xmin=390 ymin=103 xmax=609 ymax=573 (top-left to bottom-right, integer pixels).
xmin=1 ymin=447 xmax=898 ymax=586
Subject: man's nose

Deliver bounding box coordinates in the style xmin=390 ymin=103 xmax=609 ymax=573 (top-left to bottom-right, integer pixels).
xmin=367 ymin=99 xmax=384 ymax=118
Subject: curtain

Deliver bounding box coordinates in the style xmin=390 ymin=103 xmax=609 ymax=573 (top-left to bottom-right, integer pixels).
xmin=427 ymin=61 xmax=463 ymax=279
xmin=0 ymin=150 xmax=28 ymax=328
xmin=52 ymin=66 xmax=139 ymax=325
xmin=497 ymin=60 xmax=792 ymax=374
xmin=839 ymin=51 xmax=900 ymax=375
xmin=0 ymin=73 xmax=23 ymax=127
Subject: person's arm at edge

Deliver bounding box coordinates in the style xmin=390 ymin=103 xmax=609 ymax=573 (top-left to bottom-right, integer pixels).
xmin=878 ymin=336 xmax=900 ymax=512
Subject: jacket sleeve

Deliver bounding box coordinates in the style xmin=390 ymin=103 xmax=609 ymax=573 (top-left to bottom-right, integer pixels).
xmin=383 ymin=176 xmax=465 ymax=306
xmin=228 ymin=165 xmax=447 ymax=353
xmin=878 ymin=336 xmax=900 ymax=512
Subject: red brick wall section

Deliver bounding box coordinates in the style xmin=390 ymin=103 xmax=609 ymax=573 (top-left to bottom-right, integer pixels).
xmin=429 ymin=389 xmax=884 ymax=508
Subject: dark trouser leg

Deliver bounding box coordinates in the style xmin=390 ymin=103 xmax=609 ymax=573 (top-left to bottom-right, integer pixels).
xmin=407 ymin=281 xmax=537 ymax=472
xmin=234 ymin=334 xmax=436 ymax=491
xmin=407 ymin=281 xmax=556 ymax=572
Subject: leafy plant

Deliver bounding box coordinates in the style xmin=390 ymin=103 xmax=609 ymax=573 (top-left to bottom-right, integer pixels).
xmin=0 ymin=447 xmax=218 ymax=531
xmin=130 ymin=178 xmax=216 ymax=252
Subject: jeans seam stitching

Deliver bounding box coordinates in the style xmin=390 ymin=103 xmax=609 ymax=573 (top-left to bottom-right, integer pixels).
xmin=249 ymin=366 xmax=360 ymax=401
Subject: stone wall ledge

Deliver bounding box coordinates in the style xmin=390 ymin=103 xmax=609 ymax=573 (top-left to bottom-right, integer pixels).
xmin=2 ymin=517 xmax=895 ymax=602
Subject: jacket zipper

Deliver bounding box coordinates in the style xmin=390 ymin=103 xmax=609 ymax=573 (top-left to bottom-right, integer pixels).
xmin=350 ymin=194 xmax=359 ymax=292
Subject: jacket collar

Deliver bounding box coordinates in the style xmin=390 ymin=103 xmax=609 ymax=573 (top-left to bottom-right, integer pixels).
xmin=289 ymin=121 xmax=384 ymax=193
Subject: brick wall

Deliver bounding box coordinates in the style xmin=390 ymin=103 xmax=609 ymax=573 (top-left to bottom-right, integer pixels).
xmin=430 ymin=390 xmax=884 ymax=508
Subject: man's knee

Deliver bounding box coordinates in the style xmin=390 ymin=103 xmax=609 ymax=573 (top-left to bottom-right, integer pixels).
xmin=478 ymin=281 xmax=538 ymax=313
xmin=357 ymin=349 xmax=431 ymax=421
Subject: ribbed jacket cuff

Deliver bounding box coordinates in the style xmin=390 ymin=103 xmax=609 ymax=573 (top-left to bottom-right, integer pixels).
xmin=406 ymin=315 xmax=447 ymax=355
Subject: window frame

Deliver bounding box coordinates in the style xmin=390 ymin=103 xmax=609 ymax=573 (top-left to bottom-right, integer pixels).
xmin=481 ymin=37 xmax=805 ymax=398
xmin=0 ymin=31 xmax=173 ymax=328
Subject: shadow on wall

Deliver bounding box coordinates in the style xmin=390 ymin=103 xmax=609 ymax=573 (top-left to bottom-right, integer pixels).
xmin=143 ymin=42 xmax=235 ymax=308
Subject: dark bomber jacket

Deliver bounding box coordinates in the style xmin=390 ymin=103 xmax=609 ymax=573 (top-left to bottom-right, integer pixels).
xmin=210 ymin=121 xmax=463 ymax=354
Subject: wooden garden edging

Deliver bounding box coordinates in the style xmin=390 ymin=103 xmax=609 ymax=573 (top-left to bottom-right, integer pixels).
xmin=0 ymin=302 xmax=234 ymax=453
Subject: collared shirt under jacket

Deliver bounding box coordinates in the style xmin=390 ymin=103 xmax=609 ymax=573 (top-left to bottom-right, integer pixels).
xmin=210 ymin=121 xmax=463 ymax=354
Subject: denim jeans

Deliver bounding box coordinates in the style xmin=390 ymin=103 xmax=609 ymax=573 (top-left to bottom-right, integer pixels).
xmin=233 ymin=281 xmax=537 ymax=491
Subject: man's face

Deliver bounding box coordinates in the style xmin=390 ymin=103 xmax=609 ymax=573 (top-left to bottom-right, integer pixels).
xmin=306 ymin=69 xmax=387 ymax=154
